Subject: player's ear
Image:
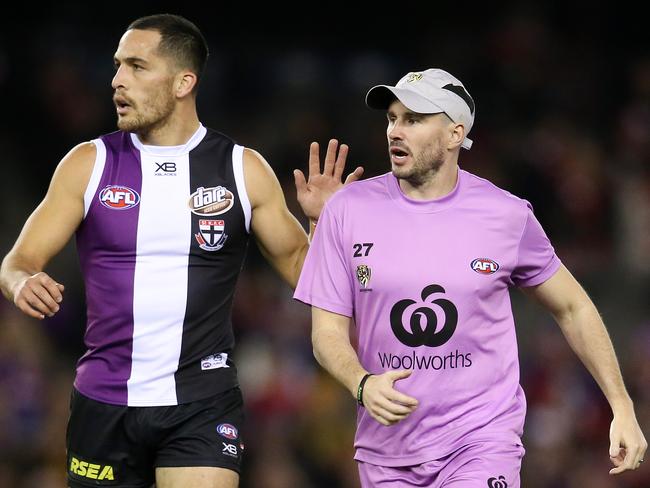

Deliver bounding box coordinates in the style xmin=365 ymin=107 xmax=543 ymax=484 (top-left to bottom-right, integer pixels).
xmin=175 ymin=71 xmax=197 ymax=98
xmin=448 ymin=122 xmax=465 ymax=150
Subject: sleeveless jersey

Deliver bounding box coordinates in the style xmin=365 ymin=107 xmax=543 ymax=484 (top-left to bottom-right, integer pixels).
xmin=74 ymin=124 xmax=251 ymax=406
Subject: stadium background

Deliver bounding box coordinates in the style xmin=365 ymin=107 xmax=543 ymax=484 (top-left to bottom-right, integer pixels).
xmin=0 ymin=3 xmax=648 ymax=487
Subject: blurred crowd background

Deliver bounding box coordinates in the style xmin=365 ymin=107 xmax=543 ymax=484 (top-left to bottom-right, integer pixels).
xmin=1 ymin=2 xmax=648 ymax=487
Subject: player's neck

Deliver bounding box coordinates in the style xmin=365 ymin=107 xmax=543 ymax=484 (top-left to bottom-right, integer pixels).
xmin=135 ymin=106 xmax=200 ymax=146
xmin=398 ymin=162 xmax=459 ymax=201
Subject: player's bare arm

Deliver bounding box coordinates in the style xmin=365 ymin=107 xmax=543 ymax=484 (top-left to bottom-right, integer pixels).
xmin=244 ymin=148 xmax=311 ymax=288
xmin=521 ymin=264 xmax=647 ymax=474
xmin=312 ymin=306 xmax=419 ymax=426
xmin=246 ymin=141 xmax=362 ymax=288
xmin=0 ymin=142 xmax=95 ymax=319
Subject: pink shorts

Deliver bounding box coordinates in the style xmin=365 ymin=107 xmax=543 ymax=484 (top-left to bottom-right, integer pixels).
xmin=358 ymin=441 xmax=524 ymax=487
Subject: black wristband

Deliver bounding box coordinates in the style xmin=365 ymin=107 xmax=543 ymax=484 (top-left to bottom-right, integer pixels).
xmin=356 ymin=373 xmax=373 ymax=406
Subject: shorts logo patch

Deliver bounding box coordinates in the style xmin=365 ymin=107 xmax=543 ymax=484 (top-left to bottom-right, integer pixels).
xmin=195 ymin=219 xmax=228 ymax=251
xmin=471 ymin=258 xmax=499 ymax=275
xmin=222 ymin=442 xmax=238 ymax=457
xmin=201 ymin=353 xmax=229 ymax=370
xmin=189 ymin=186 xmax=234 ymax=216
xmin=69 ymin=455 xmax=117 ymax=484
xmin=99 ymin=185 xmax=140 ymax=210
xmin=487 ymin=475 xmax=508 ymax=488
xmin=217 ymin=423 xmax=238 ymax=440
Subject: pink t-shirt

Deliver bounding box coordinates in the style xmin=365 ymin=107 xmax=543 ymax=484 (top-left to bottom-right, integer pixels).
xmin=294 ymin=169 xmax=561 ymax=466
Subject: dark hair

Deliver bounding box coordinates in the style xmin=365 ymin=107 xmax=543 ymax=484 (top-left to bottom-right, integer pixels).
xmin=128 ymin=14 xmax=209 ymax=91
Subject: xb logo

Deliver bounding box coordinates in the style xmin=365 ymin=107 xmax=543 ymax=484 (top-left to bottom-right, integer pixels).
xmin=155 ymin=162 xmax=176 ymax=173
xmin=390 ymin=284 xmax=458 ymax=347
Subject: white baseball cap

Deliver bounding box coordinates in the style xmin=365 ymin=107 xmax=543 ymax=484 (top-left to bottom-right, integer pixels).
xmin=365 ymin=68 xmax=476 ymax=150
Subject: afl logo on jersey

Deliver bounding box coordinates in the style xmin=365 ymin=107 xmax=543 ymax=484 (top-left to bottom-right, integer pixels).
xmin=99 ymin=185 xmax=140 ymax=210
xmin=471 ymin=258 xmax=500 ymax=275
xmin=188 ymin=186 xmax=234 ymax=216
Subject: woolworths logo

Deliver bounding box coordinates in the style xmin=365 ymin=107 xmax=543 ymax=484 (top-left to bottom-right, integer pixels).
xmin=390 ymin=284 xmax=458 ymax=347
xmin=378 ymin=349 xmax=472 ymax=370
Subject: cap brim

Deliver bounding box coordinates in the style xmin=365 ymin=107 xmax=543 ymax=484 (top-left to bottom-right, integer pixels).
xmin=365 ymin=85 xmax=445 ymax=114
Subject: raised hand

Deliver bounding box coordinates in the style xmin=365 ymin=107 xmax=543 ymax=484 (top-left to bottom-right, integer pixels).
xmin=294 ymin=139 xmax=364 ymax=221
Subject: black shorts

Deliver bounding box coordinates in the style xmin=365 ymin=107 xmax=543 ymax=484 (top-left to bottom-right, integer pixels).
xmin=66 ymin=387 xmax=244 ymax=488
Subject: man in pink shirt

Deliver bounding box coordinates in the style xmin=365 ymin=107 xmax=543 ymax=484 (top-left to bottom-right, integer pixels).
xmin=294 ymin=69 xmax=646 ymax=487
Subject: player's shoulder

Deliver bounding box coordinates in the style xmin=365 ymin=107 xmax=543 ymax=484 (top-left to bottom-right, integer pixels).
xmin=242 ymin=147 xmax=274 ymax=185
xmin=461 ymin=169 xmax=532 ymax=214
xmin=58 ymin=141 xmax=97 ymax=172
xmin=50 ymin=141 xmax=98 ymax=196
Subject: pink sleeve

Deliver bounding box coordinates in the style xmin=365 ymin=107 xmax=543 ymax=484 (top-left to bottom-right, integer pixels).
xmin=511 ymin=205 xmax=562 ymax=287
xmin=293 ymin=202 xmax=354 ymax=316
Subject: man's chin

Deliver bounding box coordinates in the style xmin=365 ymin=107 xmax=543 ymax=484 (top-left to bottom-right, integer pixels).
xmin=117 ymin=117 xmax=142 ymax=133
xmin=391 ymin=167 xmax=412 ymax=180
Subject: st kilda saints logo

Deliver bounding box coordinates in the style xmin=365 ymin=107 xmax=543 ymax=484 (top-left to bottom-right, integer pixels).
xmin=195 ymin=219 xmax=228 ymax=251
xmin=390 ymin=284 xmax=458 ymax=347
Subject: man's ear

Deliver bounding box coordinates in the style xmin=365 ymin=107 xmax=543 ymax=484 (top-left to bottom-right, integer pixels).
xmin=176 ymin=71 xmax=197 ymax=98
xmin=448 ymin=122 xmax=466 ymax=150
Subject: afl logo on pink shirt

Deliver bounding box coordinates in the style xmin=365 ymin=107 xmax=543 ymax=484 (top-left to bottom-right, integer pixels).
xmin=99 ymin=185 xmax=140 ymax=210
xmin=471 ymin=258 xmax=499 ymax=275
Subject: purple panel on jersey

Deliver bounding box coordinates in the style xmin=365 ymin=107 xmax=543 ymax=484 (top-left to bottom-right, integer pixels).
xmin=74 ymin=131 xmax=142 ymax=405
